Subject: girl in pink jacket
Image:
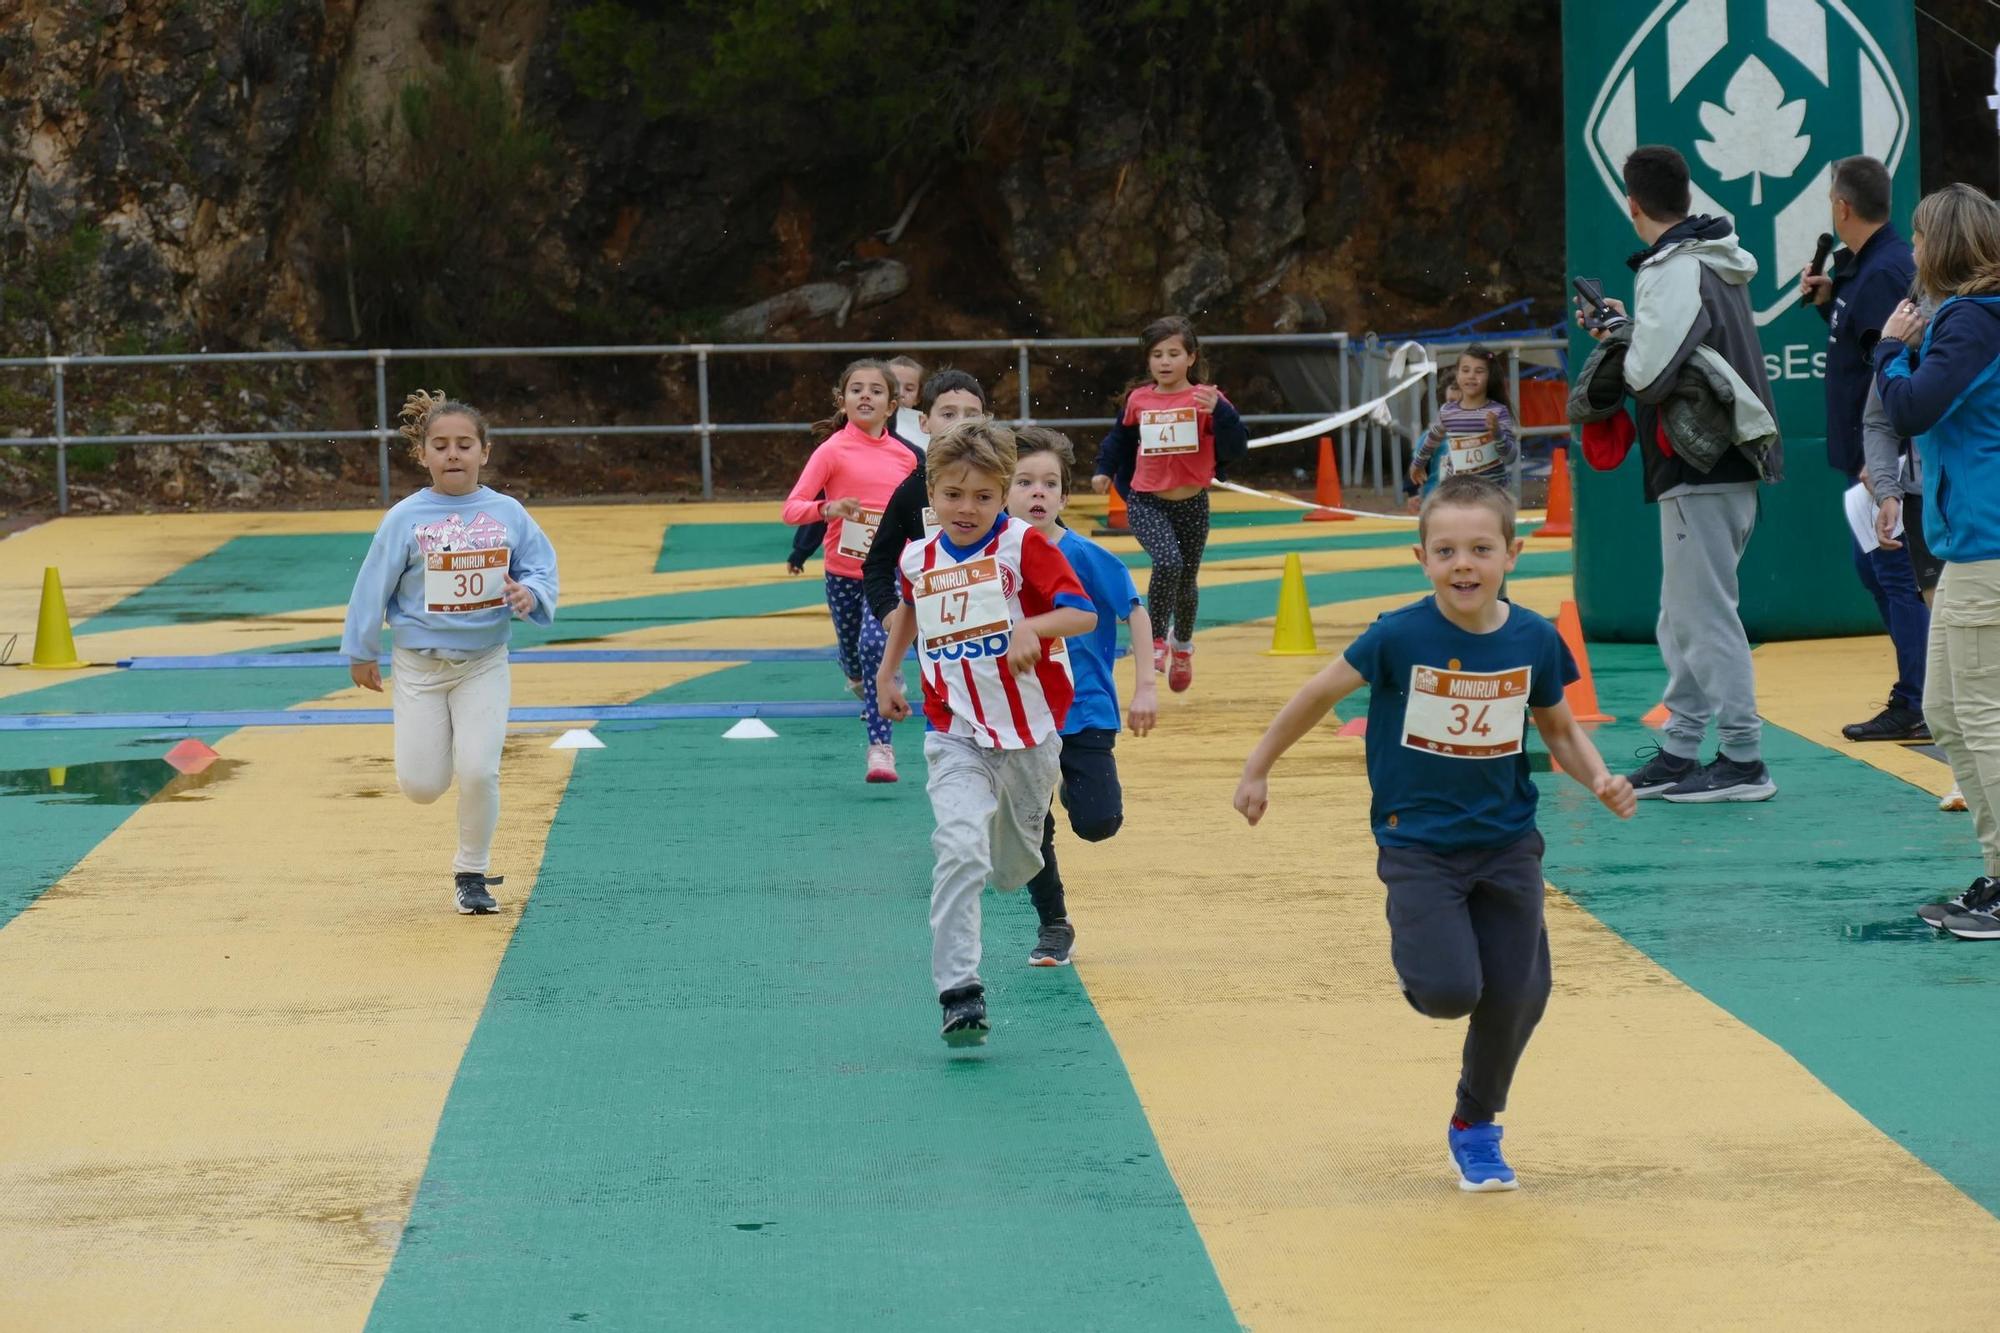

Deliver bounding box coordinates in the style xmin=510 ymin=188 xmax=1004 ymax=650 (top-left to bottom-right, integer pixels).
xmin=784 ymin=358 xmax=921 ymax=782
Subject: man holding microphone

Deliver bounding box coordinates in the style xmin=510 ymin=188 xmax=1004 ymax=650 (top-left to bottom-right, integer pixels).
xmin=1800 ymin=155 xmax=1926 ymax=743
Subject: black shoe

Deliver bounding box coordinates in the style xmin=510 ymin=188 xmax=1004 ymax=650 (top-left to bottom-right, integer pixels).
xmin=1920 ymin=877 xmax=2000 ymax=929
xmin=1842 ymin=703 xmax=1930 ymax=743
xmin=1660 ymin=756 xmax=1777 ymax=804
xmin=1627 ymin=745 xmax=1698 ymax=798
xmin=1029 ymin=920 xmax=1076 ymax=967
xmin=939 ymin=985 xmax=988 ymax=1047
xmin=455 ymin=872 xmax=502 ymax=915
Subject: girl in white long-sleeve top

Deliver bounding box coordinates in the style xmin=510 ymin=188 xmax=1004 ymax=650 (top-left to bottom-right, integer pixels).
xmin=341 ymin=390 xmax=560 ymax=916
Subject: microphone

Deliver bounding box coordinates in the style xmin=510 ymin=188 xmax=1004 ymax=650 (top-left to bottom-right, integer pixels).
xmin=1800 ymin=232 xmax=1835 ymax=308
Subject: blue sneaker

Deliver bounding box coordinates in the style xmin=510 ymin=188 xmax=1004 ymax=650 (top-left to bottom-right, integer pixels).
xmin=1448 ymin=1121 xmax=1519 ymax=1192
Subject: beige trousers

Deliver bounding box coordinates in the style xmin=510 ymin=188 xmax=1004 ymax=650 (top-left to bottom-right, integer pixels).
xmin=1925 ymin=559 xmax=2000 ymax=876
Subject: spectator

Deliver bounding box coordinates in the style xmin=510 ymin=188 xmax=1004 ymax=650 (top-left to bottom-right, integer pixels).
xmin=1874 ymin=184 xmax=2000 ymax=936
xmin=1801 ymin=156 xmax=1925 ymax=742
xmin=1581 ymin=145 xmax=1782 ymax=803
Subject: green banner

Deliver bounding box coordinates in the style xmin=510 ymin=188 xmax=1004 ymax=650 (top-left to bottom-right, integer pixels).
xmin=1563 ymin=0 xmax=1919 ymax=640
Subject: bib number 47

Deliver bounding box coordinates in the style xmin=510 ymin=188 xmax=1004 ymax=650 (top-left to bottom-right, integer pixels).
xmin=935 ymin=590 xmax=970 ymax=625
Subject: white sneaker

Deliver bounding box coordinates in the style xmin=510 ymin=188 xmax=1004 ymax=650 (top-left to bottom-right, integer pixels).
xmin=1942 ymin=787 xmax=1968 ymax=812
xmin=865 ymin=743 xmax=898 ymax=783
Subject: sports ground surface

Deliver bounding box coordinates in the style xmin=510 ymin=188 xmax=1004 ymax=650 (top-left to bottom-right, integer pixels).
xmin=1 ymin=496 xmax=1993 ymax=1330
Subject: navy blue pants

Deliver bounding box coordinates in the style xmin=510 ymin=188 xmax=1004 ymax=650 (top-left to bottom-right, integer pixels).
xmin=1853 ymin=530 xmax=1929 ymax=712
xmin=1026 ymin=728 xmax=1123 ymax=924
xmin=824 ymin=573 xmax=891 ymax=745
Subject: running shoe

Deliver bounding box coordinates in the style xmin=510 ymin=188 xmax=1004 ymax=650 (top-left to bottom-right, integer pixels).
xmin=1942 ymin=788 xmax=1969 ymax=812
xmin=939 ymin=986 xmax=988 ymax=1047
xmin=865 ymin=743 xmax=898 ymax=783
xmin=1661 ymin=756 xmax=1777 ymax=803
xmin=1626 ymin=745 xmax=1698 ymax=798
xmin=1152 ymin=638 xmax=1168 ymax=676
xmin=1168 ymin=646 xmax=1194 ymax=693
xmin=1918 ymin=876 xmax=1997 ymax=929
xmin=454 ymin=872 xmax=502 ymax=915
xmin=1029 ymin=920 xmax=1076 ymax=967
xmin=1944 ymin=902 xmax=2000 ymax=940
xmin=1842 ymin=703 xmax=1930 ymax=743
xmin=1448 ymin=1121 xmax=1518 ymax=1192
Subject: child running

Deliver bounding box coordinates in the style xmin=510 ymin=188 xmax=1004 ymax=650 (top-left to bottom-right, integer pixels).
xmin=783 ymin=359 xmax=921 ymax=782
xmin=1409 ymin=344 xmax=1519 ymax=491
xmin=862 ymin=369 xmax=990 ymax=624
xmin=1009 ymin=427 xmax=1157 ymax=966
xmin=1091 ymin=316 xmax=1247 ymax=694
xmin=342 ymin=390 xmax=560 ymax=916
xmin=1233 ymin=474 xmax=1634 ymax=1190
xmin=888 ymin=355 xmax=931 ymax=450
xmin=877 ymin=419 xmax=1096 ymax=1046
xmin=786 ymin=359 xmax=928 ymax=575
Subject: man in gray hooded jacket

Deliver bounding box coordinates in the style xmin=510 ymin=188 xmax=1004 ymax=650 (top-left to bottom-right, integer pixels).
xmin=1584 ymin=145 xmax=1783 ymax=804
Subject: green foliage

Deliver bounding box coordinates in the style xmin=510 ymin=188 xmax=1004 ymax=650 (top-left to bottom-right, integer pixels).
xmin=326 ymin=48 xmax=554 ymax=346
xmin=556 ymin=0 xmax=1324 ymax=166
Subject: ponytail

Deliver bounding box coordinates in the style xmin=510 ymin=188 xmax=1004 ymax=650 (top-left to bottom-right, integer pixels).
xmin=398 ymin=389 xmax=489 ymax=462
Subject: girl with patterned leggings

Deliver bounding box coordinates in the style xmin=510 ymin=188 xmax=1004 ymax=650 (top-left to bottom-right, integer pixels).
xmin=783 ymin=359 xmax=921 ymax=782
xmin=1090 ymin=316 xmax=1247 ymax=693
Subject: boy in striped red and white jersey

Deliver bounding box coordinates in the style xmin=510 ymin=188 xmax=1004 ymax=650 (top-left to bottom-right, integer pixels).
xmin=878 ymin=420 xmax=1097 ymax=1047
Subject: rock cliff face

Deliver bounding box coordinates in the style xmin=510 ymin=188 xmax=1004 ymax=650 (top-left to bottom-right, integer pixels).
xmin=0 ymin=0 xmax=1568 ymax=510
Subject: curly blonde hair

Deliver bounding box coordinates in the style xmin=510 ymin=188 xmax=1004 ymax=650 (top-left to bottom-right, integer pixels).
xmin=398 ymin=390 xmax=490 ymax=463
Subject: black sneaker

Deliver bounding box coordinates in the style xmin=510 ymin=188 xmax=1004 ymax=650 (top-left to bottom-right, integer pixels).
xmin=1919 ymin=877 xmax=1998 ymax=929
xmin=939 ymin=985 xmax=988 ymax=1047
xmin=1944 ymin=904 xmax=2000 ymax=940
xmin=1842 ymin=704 xmax=1930 ymax=743
xmin=1627 ymin=745 xmax=1698 ymax=798
xmin=1029 ymin=920 xmax=1076 ymax=967
xmin=454 ymin=872 xmax=502 ymax=915
xmin=1660 ymin=756 xmax=1777 ymax=804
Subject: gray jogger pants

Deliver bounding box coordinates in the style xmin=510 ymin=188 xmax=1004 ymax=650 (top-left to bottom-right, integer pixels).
xmin=1378 ymin=831 xmax=1551 ymax=1125
xmin=1657 ymin=488 xmax=1762 ymax=762
xmin=925 ymin=730 xmax=1062 ymax=996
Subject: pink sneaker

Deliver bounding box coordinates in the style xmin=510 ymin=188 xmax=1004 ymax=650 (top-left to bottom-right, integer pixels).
xmin=1152 ymin=638 xmax=1168 ymax=675
xmin=866 ymin=743 xmax=898 ymax=783
xmin=1168 ymin=646 xmax=1194 ymax=693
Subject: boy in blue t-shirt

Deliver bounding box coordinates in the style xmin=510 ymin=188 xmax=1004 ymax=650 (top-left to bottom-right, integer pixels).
xmin=1234 ymin=474 xmax=1635 ymax=1192
xmin=1008 ymin=427 xmax=1159 ymax=966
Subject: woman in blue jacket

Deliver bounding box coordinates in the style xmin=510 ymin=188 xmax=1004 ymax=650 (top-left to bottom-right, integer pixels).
xmin=1875 ymin=184 xmax=2000 ymax=937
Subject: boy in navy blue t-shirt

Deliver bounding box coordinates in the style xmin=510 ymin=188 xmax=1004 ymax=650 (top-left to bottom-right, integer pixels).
xmin=1234 ymin=474 xmax=1635 ymax=1192
xmin=1009 ymin=427 xmax=1159 ymax=966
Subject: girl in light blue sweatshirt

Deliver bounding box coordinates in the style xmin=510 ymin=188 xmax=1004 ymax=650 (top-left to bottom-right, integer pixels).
xmin=341 ymin=390 xmax=559 ymax=916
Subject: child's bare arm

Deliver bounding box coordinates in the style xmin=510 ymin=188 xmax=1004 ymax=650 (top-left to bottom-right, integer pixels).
xmin=876 ymin=604 xmax=917 ymax=720
xmin=1531 ymin=700 xmax=1636 ymax=818
xmin=1127 ymin=604 xmax=1158 ymax=736
xmin=1235 ymin=655 xmax=1368 ymax=825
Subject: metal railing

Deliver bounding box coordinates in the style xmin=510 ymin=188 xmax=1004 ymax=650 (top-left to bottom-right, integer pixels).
xmin=0 ymin=334 xmax=1355 ymax=514
xmin=1345 ymin=335 xmax=1569 ymax=497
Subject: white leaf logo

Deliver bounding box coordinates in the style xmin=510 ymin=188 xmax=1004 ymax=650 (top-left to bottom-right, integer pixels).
xmin=1694 ymin=56 xmax=1811 ymax=207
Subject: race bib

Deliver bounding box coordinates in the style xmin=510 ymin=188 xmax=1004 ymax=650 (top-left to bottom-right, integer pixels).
xmin=913 ymin=556 xmax=1011 ymax=653
xmin=1138 ymin=407 xmax=1200 ymax=457
xmin=834 ymin=509 xmax=884 ymax=560
xmin=424 ymin=547 xmax=509 ymax=614
xmin=1444 ymin=431 xmax=1498 ymax=477
xmin=1401 ymin=663 xmax=1531 ymax=759
xmin=921 ymin=506 xmax=942 ymax=539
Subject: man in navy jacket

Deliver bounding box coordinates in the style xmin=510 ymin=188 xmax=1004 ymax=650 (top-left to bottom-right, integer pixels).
xmin=1801 ymin=155 xmax=1925 ymax=743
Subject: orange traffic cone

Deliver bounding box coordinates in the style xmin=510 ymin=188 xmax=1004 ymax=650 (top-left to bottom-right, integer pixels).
xmin=1641 ymin=701 xmax=1670 ymax=728
xmin=1555 ymin=600 xmax=1613 ymax=723
xmin=1303 ymin=437 xmax=1354 ymax=522
xmin=1093 ymin=485 xmax=1131 ymax=537
xmin=1538 ymin=447 xmax=1574 ymax=537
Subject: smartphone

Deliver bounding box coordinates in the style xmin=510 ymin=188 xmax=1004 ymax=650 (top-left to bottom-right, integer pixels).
xmin=1572 ymin=276 xmax=1609 ymax=317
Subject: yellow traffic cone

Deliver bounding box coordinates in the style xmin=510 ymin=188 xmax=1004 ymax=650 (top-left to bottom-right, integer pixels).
xmin=48 ymin=767 xmax=67 ymax=787
xmin=1266 ymin=552 xmax=1320 ymax=655
xmin=25 ymin=566 xmax=87 ymax=669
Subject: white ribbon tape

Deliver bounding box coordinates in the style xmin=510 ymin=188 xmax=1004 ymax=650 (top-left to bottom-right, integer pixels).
xmin=1245 ymin=342 xmax=1437 ymax=450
